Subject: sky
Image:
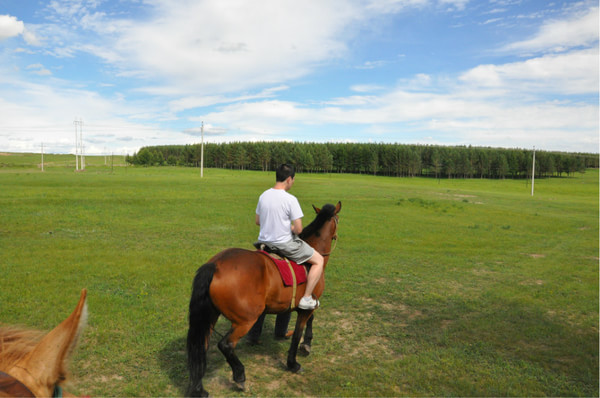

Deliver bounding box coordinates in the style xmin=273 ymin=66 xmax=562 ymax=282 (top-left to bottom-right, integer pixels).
xmin=0 ymin=0 xmax=598 ymax=156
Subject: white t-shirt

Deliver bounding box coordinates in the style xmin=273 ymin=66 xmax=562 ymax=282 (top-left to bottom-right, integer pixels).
xmin=256 ymin=188 xmax=304 ymax=244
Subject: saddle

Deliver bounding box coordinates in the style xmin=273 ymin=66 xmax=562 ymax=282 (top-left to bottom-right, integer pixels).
xmin=254 ymin=242 xmax=309 ymax=309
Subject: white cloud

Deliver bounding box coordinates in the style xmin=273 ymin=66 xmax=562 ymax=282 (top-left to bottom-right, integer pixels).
xmin=29 ymin=0 xmax=471 ymax=99
xmin=26 ymin=63 xmax=52 ymax=76
xmin=47 ymin=0 xmax=461 ymax=96
xmin=356 ymin=60 xmax=389 ymax=69
xmin=365 ymin=0 xmax=466 ymax=13
xmin=22 ymin=28 xmax=41 ymax=45
xmin=350 ymin=84 xmax=385 ymax=93
xmin=184 ymin=125 xmax=227 ymax=137
xmin=187 ymin=83 xmax=597 ymax=151
xmin=0 ymin=14 xmax=41 ymax=45
xmin=0 ymin=15 xmax=24 ymax=40
xmin=438 ymin=0 xmax=469 ymax=11
xmin=501 ymin=6 xmax=599 ymax=54
xmin=185 ymin=33 xmax=598 ymax=149
xmin=82 ymin=0 xmax=362 ymax=96
xmin=0 ymin=1 xmax=596 ymax=154
xmin=168 ymin=85 xmax=289 ymax=113
xmin=460 ymin=48 xmax=599 ymax=95
xmin=0 ymin=70 xmax=182 ymax=154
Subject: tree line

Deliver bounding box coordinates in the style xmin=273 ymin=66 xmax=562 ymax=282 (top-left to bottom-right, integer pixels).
xmin=126 ymin=142 xmax=598 ymax=179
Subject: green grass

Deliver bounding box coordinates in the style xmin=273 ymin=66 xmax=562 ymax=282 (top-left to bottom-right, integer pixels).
xmin=0 ymin=154 xmax=598 ymax=396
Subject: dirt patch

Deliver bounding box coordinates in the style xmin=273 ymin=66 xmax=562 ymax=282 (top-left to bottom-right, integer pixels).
xmin=98 ymin=375 xmax=124 ymax=383
xmin=519 ymin=279 xmax=544 ymax=286
xmin=441 ymin=320 xmax=454 ymax=329
xmin=388 ymin=302 xmax=422 ymax=320
xmin=524 ymin=253 xmax=545 ymax=259
xmin=472 ymin=268 xmax=498 ymax=276
xmin=338 ymin=318 xmax=354 ymax=332
xmin=264 ymin=379 xmax=285 ymax=392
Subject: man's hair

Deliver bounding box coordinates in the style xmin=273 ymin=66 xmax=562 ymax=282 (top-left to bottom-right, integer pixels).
xmin=276 ymin=164 xmax=295 ymax=182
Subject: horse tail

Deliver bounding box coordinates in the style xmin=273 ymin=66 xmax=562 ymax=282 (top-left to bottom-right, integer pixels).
xmin=186 ymin=262 xmax=218 ymax=397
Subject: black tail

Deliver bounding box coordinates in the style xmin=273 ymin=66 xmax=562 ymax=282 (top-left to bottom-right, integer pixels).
xmin=186 ymin=262 xmax=218 ymax=397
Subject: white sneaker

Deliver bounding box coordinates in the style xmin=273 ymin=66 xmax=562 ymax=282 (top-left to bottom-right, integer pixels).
xmin=298 ymin=296 xmax=319 ymax=310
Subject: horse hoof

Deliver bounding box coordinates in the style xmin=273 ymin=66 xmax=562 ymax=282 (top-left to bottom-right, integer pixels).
xmin=235 ymin=381 xmax=246 ymax=391
xmin=299 ymin=343 xmax=311 ymax=356
xmin=188 ymin=388 xmax=209 ymax=397
xmin=287 ymin=362 xmax=302 ymax=373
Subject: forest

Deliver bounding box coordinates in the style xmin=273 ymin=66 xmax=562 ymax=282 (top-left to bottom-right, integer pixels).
xmin=126 ymin=142 xmax=598 ymax=179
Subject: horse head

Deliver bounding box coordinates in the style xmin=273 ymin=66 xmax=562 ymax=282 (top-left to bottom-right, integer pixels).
xmin=0 ymin=289 xmax=88 ymax=397
xmin=312 ymin=201 xmax=341 ymax=240
xmin=301 ymin=201 xmax=342 ymax=257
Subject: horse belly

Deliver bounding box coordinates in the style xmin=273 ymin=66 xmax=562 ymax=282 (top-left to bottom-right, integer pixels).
xmin=263 ymin=260 xmax=306 ymax=312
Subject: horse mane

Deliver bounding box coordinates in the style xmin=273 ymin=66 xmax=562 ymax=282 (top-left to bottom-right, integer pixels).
xmin=299 ymin=203 xmax=336 ymax=240
xmin=0 ymin=327 xmax=44 ymax=370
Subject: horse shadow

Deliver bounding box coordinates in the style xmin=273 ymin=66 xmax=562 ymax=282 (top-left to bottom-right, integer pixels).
xmin=157 ymin=318 xmax=293 ymax=395
xmin=157 ymin=337 xmax=188 ymax=394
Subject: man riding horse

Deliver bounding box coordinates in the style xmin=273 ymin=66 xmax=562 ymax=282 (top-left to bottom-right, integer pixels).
xmin=255 ymin=163 xmax=324 ymax=310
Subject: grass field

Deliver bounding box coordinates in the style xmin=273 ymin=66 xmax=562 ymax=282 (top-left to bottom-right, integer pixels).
xmin=0 ymin=153 xmax=598 ymax=397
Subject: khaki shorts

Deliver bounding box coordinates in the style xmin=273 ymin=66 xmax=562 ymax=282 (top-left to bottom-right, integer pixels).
xmin=259 ymin=236 xmax=315 ymax=264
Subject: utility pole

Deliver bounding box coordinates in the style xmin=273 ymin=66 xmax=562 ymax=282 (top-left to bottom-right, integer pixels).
xmin=74 ymin=119 xmax=80 ymax=171
xmin=41 ymin=142 xmax=44 ymax=172
xmin=531 ymin=146 xmax=536 ymax=196
xmin=200 ymin=121 xmax=204 ymax=178
xmin=73 ymin=118 xmax=84 ymax=171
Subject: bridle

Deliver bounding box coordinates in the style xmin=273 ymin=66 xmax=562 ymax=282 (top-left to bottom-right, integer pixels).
xmin=0 ymin=370 xmax=34 ymax=397
xmin=0 ymin=370 xmax=63 ymax=398
xmin=321 ymin=215 xmax=339 ymax=257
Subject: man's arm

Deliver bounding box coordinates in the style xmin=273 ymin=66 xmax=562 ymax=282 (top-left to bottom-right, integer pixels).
xmin=255 ymin=214 xmax=261 ymax=226
xmin=291 ymin=218 xmax=303 ymax=235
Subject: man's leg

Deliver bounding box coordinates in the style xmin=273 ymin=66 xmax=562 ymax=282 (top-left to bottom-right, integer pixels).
xmin=274 ymin=312 xmax=292 ymax=339
xmin=246 ymin=312 xmax=266 ymax=344
xmin=299 ymin=250 xmax=324 ymax=309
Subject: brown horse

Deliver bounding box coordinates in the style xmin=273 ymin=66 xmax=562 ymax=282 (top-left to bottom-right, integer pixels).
xmin=187 ymin=201 xmax=341 ymax=396
xmin=0 ymin=289 xmax=87 ymax=397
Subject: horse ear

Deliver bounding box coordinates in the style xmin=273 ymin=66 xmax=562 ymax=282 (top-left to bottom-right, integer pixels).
xmin=312 ymin=204 xmax=321 ymax=214
xmin=9 ymin=289 xmax=87 ymax=397
xmin=335 ymin=201 xmax=342 ymax=214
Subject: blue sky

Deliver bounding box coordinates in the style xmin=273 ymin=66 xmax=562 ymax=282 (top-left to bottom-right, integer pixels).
xmin=0 ymin=0 xmax=597 ymax=155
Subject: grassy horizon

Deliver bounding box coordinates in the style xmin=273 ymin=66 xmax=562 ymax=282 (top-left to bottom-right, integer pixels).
xmin=0 ymin=156 xmax=597 ymax=396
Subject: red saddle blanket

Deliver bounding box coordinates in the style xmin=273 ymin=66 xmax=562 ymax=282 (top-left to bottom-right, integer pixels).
xmin=257 ymin=250 xmax=308 ymax=287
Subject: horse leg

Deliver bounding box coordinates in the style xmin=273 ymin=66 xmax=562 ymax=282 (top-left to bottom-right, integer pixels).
xmin=299 ymin=313 xmax=314 ymax=356
xmin=287 ymin=310 xmax=313 ymax=372
xmin=217 ymin=322 xmax=254 ymax=391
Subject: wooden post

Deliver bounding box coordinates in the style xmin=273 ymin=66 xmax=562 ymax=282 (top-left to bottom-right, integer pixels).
xmin=531 ymin=147 xmax=536 ymax=196
xmin=200 ymin=121 xmax=204 ymax=178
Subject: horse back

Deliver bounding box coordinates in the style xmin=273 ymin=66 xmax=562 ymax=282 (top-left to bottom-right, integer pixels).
xmin=208 ymin=248 xmax=299 ymax=318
